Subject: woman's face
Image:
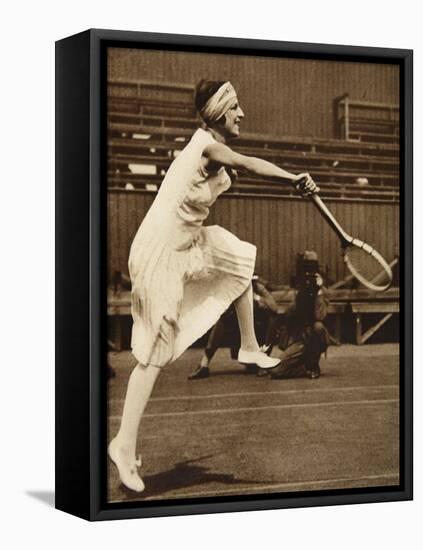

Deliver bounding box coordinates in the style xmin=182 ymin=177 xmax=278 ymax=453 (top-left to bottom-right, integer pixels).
xmin=221 ymin=99 xmax=244 ymax=138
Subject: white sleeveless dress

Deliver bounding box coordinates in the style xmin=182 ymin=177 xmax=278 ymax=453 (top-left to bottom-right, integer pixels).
xmin=129 ymin=128 xmax=256 ymax=367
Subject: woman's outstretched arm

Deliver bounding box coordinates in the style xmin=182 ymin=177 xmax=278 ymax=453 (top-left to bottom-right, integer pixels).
xmin=203 ymin=142 xmax=317 ymax=190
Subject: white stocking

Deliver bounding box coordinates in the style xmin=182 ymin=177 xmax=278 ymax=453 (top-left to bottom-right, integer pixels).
xmin=115 ymin=362 xmax=161 ymax=459
xmin=233 ymin=282 xmax=260 ymax=352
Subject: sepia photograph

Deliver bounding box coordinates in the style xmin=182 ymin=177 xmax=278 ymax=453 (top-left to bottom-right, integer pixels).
xmin=105 ymin=44 xmax=402 ymax=505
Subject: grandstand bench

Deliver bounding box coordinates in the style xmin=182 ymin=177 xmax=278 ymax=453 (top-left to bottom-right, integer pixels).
xmin=107 ymin=288 xmax=399 ymax=350
xmin=351 ymin=301 xmax=399 ymax=345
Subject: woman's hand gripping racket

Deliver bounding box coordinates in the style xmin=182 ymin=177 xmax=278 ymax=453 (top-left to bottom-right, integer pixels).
xmin=295 ymin=175 xmax=393 ymax=292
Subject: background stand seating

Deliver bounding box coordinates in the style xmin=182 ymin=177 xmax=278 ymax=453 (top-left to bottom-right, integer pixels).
xmin=108 ymin=80 xmax=400 ymax=201
xmin=335 ymin=93 xmax=399 ymax=145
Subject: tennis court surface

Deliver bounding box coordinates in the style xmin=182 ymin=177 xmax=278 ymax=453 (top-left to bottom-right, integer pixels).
xmin=107 ymin=344 xmax=399 ymax=503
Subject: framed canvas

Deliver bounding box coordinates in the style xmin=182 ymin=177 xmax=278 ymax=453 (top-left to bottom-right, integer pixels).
xmin=55 ymin=29 xmax=413 ymax=521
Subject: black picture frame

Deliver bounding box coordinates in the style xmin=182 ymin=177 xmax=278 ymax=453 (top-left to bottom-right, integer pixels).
xmin=55 ymin=28 xmax=413 ymax=521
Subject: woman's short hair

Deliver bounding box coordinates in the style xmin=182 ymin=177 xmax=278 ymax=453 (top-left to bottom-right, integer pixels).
xmin=194 ymin=79 xmax=227 ymax=115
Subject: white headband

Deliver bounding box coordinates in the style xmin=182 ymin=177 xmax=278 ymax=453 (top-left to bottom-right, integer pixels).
xmin=200 ymin=82 xmax=238 ymax=123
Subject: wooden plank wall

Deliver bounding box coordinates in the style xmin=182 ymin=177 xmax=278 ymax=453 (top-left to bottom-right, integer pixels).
xmin=108 ymin=190 xmax=399 ymax=286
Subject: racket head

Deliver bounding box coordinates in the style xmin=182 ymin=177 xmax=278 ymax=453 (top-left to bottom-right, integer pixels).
xmin=343 ymin=238 xmax=393 ymax=292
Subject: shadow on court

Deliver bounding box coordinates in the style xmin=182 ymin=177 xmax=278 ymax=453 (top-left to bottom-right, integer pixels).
xmin=118 ymin=454 xmax=274 ymax=501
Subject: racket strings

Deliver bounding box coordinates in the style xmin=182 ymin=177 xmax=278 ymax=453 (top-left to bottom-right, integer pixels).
xmin=344 ymin=244 xmax=392 ymax=291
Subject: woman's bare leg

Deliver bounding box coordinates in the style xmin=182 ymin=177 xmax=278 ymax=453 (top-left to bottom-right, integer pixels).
xmin=233 ymin=283 xmax=260 ymax=352
xmin=109 ymin=362 xmax=161 ymax=492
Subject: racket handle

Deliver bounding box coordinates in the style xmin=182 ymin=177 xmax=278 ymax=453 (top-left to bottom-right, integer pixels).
xmin=291 ymin=177 xmax=352 ymax=245
xmin=309 ymin=194 xmax=352 ymax=245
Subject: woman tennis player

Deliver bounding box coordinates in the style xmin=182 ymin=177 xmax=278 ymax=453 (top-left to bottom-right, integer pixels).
xmin=108 ymin=79 xmax=318 ymax=492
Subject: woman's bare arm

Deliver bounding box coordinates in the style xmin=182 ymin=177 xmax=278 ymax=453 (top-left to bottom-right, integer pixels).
xmin=203 ymin=142 xmax=314 ymax=187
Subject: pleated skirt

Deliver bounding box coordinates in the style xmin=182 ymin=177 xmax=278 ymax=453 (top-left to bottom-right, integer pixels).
xmin=131 ymin=224 xmax=256 ymax=367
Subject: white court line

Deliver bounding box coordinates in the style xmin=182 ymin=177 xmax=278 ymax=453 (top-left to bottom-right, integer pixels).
xmin=110 ymin=385 xmax=399 ymax=404
xmin=109 ymin=473 xmax=399 ymax=502
xmin=109 ymin=397 xmax=398 ymax=421
xmin=158 ymin=473 xmax=400 ymax=499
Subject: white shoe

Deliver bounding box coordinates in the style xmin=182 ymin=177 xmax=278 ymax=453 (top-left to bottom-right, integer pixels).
xmin=108 ymin=438 xmax=145 ymax=493
xmin=238 ymin=349 xmax=281 ymax=369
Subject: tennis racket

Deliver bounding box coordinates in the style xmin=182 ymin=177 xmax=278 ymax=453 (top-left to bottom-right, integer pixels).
xmin=308 ymin=193 xmax=392 ymax=292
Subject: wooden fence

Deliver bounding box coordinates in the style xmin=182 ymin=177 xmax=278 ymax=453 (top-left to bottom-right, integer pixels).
xmin=108 ymin=189 xmax=399 ymax=286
